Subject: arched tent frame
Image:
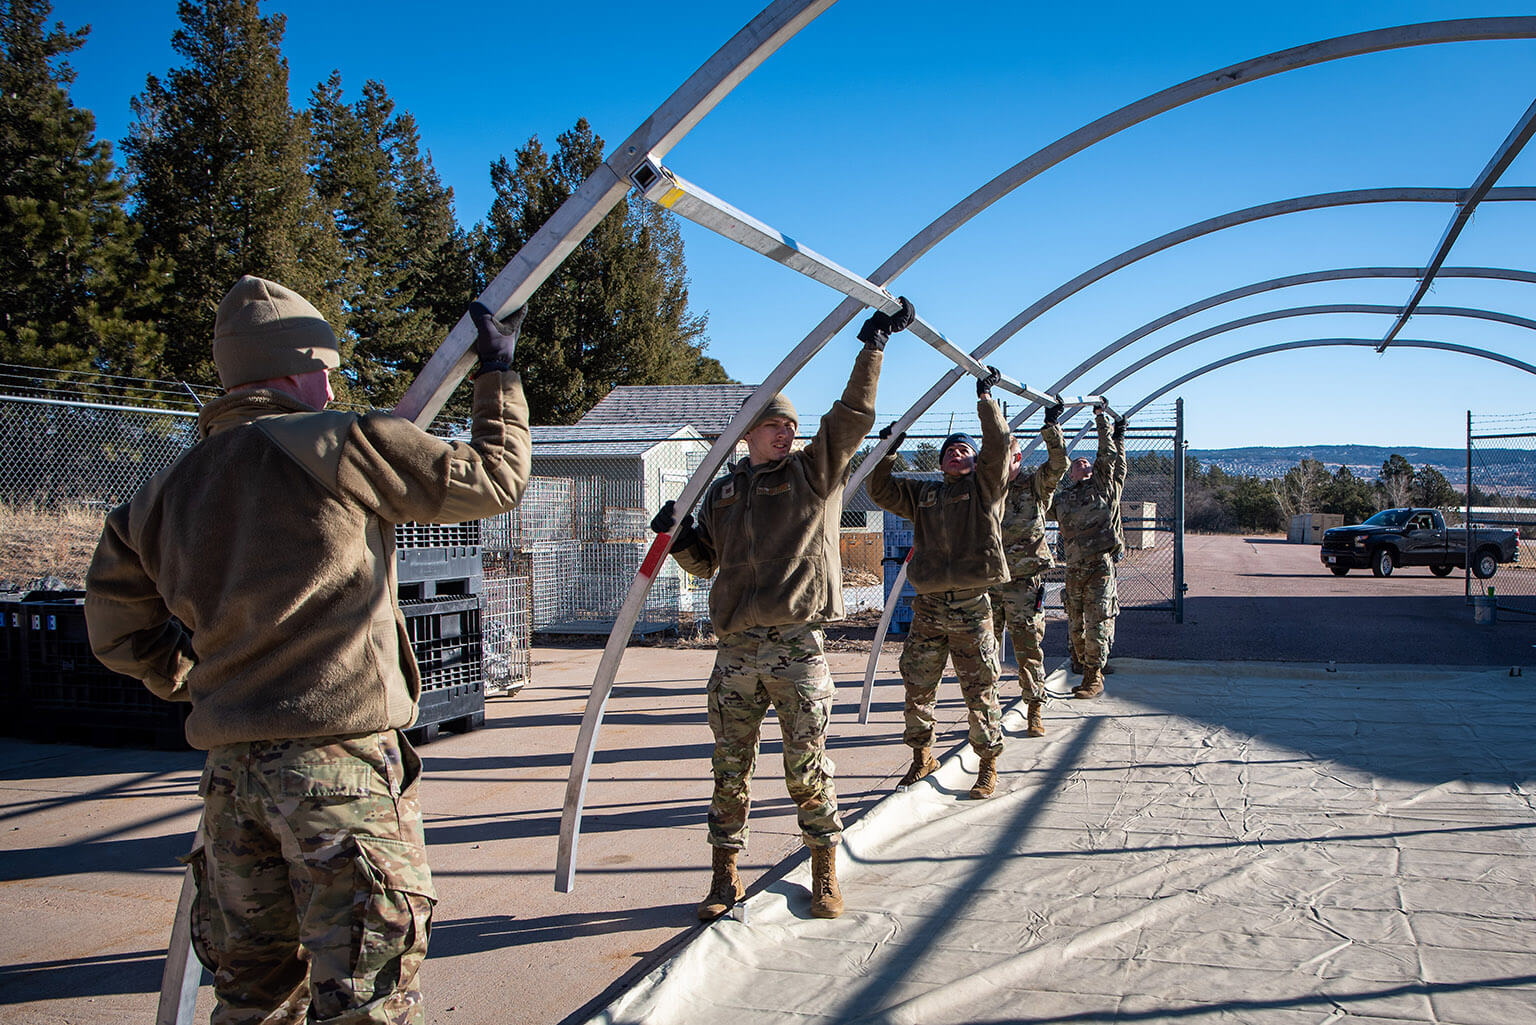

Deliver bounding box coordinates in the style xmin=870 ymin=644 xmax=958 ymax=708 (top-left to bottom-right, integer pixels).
xmin=552 ymin=14 xmax=1536 ymax=893
xmin=1009 ymin=267 xmax=1536 ymax=439
xmin=1122 ymin=339 xmax=1536 ymax=421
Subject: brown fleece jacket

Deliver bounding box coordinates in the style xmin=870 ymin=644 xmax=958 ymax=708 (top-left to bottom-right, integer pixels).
xmin=1048 ymin=410 xmax=1127 ymax=568
xmin=85 ymin=372 xmax=530 ymax=750
xmin=868 ymin=396 xmax=1011 ymax=594
xmin=671 ymin=346 xmax=880 ymax=634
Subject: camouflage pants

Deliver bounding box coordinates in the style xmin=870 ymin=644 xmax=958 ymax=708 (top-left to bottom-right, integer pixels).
xmin=707 ymin=623 xmax=841 ymax=851
xmin=188 ymin=731 xmax=435 ymax=1025
xmin=1064 ymin=557 xmax=1119 ymax=670
xmin=900 ymin=588 xmax=1003 ymax=757
xmin=990 ymin=574 xmax=1047 ymax=701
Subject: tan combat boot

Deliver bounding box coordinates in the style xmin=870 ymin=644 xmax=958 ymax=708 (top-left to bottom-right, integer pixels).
xmin=809 ymin=845 xmax=844 ymax=919
xmin=1073 ymin=666 xmax=1105 ymax=699
xmin=898 ymin=746 xmax=939 ymax=788
xmin=969 ymin=754 xmax=998 ymax=799
xmin=697 ymin=846 xmax=745 ymax=921
xmin=1026 ymin=700 xmax=1045 ymax=737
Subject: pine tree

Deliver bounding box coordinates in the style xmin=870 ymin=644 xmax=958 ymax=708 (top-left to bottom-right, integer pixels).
xmin=0 ymin=0 xmax=163 ymax=376
xmin=309 ymin=73 xmax=471 ymax=408
xmin=472 ymin=118 xmax=727 ymax=425
xmin=123 ymin=0 xmax=343 ymax=388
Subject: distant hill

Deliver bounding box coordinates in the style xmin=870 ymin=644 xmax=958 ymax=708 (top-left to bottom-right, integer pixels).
xmin=1187 ymin=445 xmax=1528 ymax=483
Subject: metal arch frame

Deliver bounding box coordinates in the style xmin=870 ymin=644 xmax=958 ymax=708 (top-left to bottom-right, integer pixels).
xmin=1379 ymin=97 xmax=1536 ymax=351
xmin=1015 ymin=296 xmax=1536 ymax=458
xmin=392 ymin=0 xmax=835 ymax=425
xmin=1119 ymin=339 xmax=1536 ymax=420
xmin=557 ymin=17 xmax=1536 ymax=891
xmin=844 ymin=186 xmax=1536 ymax=499
xmin=1006 ymin=266 xmax=1536 ymax=435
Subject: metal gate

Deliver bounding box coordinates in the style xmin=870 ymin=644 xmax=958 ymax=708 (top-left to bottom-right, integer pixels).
xmin=1466 ymin=411 xmax=1536 ymax=616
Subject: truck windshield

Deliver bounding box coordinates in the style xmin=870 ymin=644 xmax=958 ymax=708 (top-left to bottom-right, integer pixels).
xmin=1363 ymin=509 xmax=1410 ymax=527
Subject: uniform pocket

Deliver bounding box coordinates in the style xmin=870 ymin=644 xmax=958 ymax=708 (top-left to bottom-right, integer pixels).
xmin=179 ymin=843 xmax=220 ymax=973
xmin=280 ymin=761 xmax=373 ymax=799
xmin=350 ymin=835 xmax=437 ymax=992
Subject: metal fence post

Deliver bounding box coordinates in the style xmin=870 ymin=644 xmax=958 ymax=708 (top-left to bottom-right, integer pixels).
xmin=1174 ymin=397 xmax=1186 ymax=624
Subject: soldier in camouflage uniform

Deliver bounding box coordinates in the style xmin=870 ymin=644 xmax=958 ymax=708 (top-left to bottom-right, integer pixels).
xmin=654 ymin=298 xmax=915 ymax=922
xmin=988 ymin=403 xmax=1067 ymax=736
xmin=87 ymin=278 xmax=531 ymax=1024
xmin=1047 ymin=406 xmax=1127 ymax=699
xmin=868 ymin=370 xmax=1012 ymax=800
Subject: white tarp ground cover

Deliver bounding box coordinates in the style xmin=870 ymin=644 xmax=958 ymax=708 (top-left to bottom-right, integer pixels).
xmin=590 ymin=659 xmax=1536 ymax=1024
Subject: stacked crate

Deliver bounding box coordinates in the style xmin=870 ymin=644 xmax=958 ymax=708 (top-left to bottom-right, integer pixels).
xmin=395 ymin=521 xmax=486 ymax=744
xmin=883 ymin=512 xmax=917 ymax=634
xmin=6 ymin=590 xmax=190 ymax=749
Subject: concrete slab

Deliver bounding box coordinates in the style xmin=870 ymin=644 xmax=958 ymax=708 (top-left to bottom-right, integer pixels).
xmin=2 ymin=535 xmax=1530 ymax=1024
xmin=0 ymin=641 xmax=963 ymax=1025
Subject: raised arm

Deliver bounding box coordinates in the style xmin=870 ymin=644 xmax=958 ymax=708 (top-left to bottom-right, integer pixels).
xmin=1033 ymin=404 xmax=1068 ymax=503
xmin=975 ymin=380 xmax=1012 ymax=505
xmin=801 ymin=298 xmax=913 ymax=492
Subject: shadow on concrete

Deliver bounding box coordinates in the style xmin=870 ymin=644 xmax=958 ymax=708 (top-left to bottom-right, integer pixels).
xmin=0 ymin=949 xmax=166 ymax=1004
xmin=1113 ymin=594 xmax=1532 ymax=666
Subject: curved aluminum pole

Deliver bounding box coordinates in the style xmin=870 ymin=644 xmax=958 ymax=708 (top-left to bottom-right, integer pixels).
xmin=1123 ymin=339 xmax=1536 ymax=418
xmin=847 ymin=185 xmax=1536 ymax=498
xmin=393 ymin=0 xmax=834 ymax=425
xmin=561 ymin=18 xmax=1536 ymax=890
xmin=1008 ymin=266 xmax=1536 ymax=434
xmin=858 ymin=550 xmax=910 ymax=725
xmin=1015 ymin=297 xmax=1536 ymax=457
xmin=1051 ymin=338 xmax=1536 ymax=461
xmin=546 ymin=0 xmax=841 ymax=894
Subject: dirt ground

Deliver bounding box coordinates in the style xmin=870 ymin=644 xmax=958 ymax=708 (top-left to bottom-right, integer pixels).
xmin=0 ymin=503 xmax=101 ymax=590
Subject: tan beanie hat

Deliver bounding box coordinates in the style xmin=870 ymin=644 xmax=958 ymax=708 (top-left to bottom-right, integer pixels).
xmin=748 ymin=392 xmax=798 ymax=431
xmin=212 ymin=275 xmax=340 ymax=389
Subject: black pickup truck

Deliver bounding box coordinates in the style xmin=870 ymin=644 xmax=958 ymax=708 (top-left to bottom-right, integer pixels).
xmin=1319 ymin=508 xmax=1520 ymax=579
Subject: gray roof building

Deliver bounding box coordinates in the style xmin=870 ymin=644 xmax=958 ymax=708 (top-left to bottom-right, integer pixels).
xmin=530 ymin=422 xmax=706 ymax=458
xmin=577 ymin=384 xmax=758 ymax=441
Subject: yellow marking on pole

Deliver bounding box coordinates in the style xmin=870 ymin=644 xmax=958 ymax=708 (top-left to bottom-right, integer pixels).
xmin=657 ymin=185 xmax=687 ymax=209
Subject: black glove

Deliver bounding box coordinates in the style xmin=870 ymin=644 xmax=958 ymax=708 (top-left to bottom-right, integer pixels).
xmin=877 ymin=422 xmax=905 ymax=447
xmin=469 ymin=301 xmax=527 ymax=372
xmin=1043 ymin=401 xmax=1063 ymax=427
xmin=856 ymin=296 xmax=916 ymax=350
xmin=650 ymin=501 xmax=697 ymax=549
xmin=977 ymin=365 xmax=1001 ymax=398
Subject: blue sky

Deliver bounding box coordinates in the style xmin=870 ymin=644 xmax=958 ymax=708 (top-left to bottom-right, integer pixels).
xmin=60 ymin=1 xmax=1536 ymax=449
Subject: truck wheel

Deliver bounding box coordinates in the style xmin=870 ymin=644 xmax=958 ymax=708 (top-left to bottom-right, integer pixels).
xmin=1371 ymin=548 xmax=1394 ymax=577
xmin=1430 ymin=564 xmax=1454 ymax=577
xmin=1472 ymin=548 xmax=1500 ymax=579
xmin=1329 ymin=566 xmax=1349 ymax=577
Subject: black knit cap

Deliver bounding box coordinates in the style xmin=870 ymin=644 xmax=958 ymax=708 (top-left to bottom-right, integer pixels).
xmin=940 ymin=432 xmax=978 ymax=459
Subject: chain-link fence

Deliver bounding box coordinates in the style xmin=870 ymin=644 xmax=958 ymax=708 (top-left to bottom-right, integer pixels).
xmin=1467 ymin=411 xmax=1536 ymax=616
xmin=0 ymin=365 xmax=208 ymax=510
xmin=0 ymin=365 xmax=533 ymax=691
